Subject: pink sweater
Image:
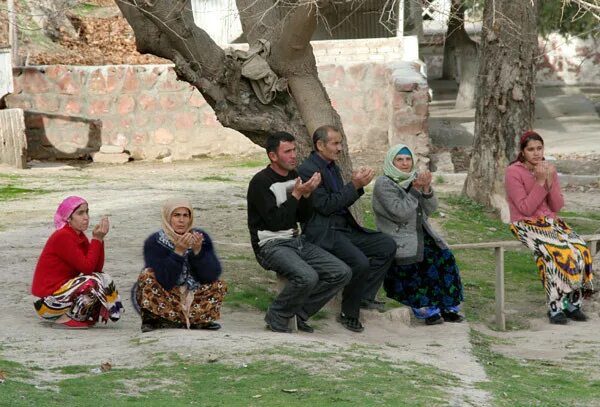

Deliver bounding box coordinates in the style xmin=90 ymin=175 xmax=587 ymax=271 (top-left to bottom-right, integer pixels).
xmin=504 ymin=162 xmax=564 ymax=222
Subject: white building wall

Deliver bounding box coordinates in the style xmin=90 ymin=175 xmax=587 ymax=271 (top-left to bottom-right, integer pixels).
xmin=190 ymin=0 xmax=243 ymax=45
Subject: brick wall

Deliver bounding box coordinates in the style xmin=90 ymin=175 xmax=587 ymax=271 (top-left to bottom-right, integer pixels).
xmin=6 ymin=38 xmax=430 ymax=162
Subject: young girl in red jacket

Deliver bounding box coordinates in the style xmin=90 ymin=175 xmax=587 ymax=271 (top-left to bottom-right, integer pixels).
xmin=31 ymin=196 xmax=124 ymax=328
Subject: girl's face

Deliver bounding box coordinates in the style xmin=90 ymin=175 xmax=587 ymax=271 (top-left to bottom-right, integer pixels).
xmin=170 ymin=207 xmax=191 ymax=234
xmin=68 ymin=204 xmax=89 ymax=233
xmin=522 ymin=140 xmax=544 ymax=166
xmin=393 ymin=154 xmax=413 ymax=172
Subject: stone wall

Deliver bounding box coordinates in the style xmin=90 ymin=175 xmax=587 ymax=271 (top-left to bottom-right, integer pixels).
xmin=423 ymin=33 xmax=600 ymax=85
xmin=5 ymin=37 xmax=429 ymax=162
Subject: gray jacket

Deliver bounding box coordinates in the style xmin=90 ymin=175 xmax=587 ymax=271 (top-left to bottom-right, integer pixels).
xmin=372 ymin=175 xmax=447 ymax=265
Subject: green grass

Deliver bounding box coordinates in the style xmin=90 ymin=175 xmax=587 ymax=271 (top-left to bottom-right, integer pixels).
xmin=0 ymin=349 xmax=459 ymax=407
xmin=439 ymin=194 xmax=514 ymax=244
xmin=225 ymin=158 xmax=269 ymax=168
xmin=199 ymin=175 xmax=235 ymax=182
xmin=0 ymin=185 xmax=48 ymax=201
xmin=559 ymin=211 xmax=600 ymax=234
xmin=224 ymin=282 xmax=274 ymax=312
xmin=471 ymin=330 xmax=600 ymax=406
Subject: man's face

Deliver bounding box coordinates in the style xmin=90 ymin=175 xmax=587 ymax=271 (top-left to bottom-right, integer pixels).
xmin=317 ymin=131 xmax=343 ymax=162
xmin=269 ymin=141 xmax=297 ymax=172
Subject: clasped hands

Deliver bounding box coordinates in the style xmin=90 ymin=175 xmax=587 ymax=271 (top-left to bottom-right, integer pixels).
xmin=532 ymin=161 xmax=556 ymax=188
xmin=412 ymin=171 xmax=432 ymax=193
xmin=174 ymin=231 xmax=204 ymax=256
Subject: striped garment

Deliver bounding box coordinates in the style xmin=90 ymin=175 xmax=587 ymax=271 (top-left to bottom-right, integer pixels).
xmin=34 ymin=272 xmax=123 ymax=323
xmin=510 ymin=216 xmax=593 ymax=315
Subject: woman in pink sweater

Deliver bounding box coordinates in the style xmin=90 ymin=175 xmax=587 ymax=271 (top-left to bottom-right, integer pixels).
xmin=505 ymin=131 xmax=593 ymax=324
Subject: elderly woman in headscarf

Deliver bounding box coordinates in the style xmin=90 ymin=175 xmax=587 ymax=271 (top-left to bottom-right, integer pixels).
xmin=31 ymin=196 xmax=124 ymax=329
xmin=372 ymin=144 xmax=464 ymax=325
xmin=136 ymin=198 xmax=227 ymax=332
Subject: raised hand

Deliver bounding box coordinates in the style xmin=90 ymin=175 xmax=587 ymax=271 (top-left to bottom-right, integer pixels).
xmin=174 ymin=232 xmax=195 ymax=256
xmin=191 ymin=231 xmax=204 ymax=255
xmin=351 ymin=166 xmax=375 ymax=189
xmin=533 ymin=163 xmax=547 ymax=185
xmin=415 ymin=170 xmax=432 ymax=193
xmin=292 ymin=172 xmax=322 ymax=199
xmin=543 ymin=162 xmax=556 ymax=188
xmin=92 ymin=216 xmax=110 ymax=241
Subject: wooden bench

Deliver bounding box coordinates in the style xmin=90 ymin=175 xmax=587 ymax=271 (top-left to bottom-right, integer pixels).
xmin=450 ymin=234 xmax=600 ymax=331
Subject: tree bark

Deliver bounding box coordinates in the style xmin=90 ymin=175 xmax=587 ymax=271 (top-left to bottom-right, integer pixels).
xmin=463 ymin=0 xmax=539 ymax=221
xmin=404 ymin=0 xmax=424 ymax=42
xmin=442 ymin=0 xmax=479 ymax=109
xmin=116 ymin=0 xmax=354 ymax=178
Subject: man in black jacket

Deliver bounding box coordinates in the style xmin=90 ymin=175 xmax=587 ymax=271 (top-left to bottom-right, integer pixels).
xmin=247 ymin=131 xmax=351 ymax=333
xmin=298 ymin=125 xmax=396 ymax=332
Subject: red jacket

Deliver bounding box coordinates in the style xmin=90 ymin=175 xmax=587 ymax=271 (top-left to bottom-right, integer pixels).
xmin=31 ymin=225 xmax=105 ymax=297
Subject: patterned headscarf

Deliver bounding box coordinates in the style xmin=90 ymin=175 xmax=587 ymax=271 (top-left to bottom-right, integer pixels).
xmin=161 ymin=198 xmax=194 ymax=243
xmin=54 ymin=196 xmax=87 ymax=230
xmin=383 ymin=144 xmax=418 ymax=189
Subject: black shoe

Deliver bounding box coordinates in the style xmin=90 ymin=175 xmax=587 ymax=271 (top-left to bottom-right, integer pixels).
xmin=140 ymin=310 xmax=161 ymax=332
xmin=425 ymin=314 xmax=444 ymax=325
xmin=336 ymin=313 xmax=364 ymax=333
xmin=141 ymin=322 xmax=158 ymax=333
xmin=441 ymin=311 xmax=465 ymax=323
xmin=360 ymin=299 xmax=386 ymax=312
xmin=564 ymin=308 xmax=587 ymax=322
xmin=296 ymin=318 xmax=314 ymax=333
xmin=548 ymin=311 xmax=568 ymax=325
xmin=265 ymin=313 xmax=292 ymax=333
xmin=190 ymin=321 xmax=222 ymax=330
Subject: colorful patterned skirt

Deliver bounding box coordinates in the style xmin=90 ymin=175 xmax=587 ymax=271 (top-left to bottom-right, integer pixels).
xmin=34 ymin=272 xmax=124 ymax=324
xmin=136 ymin=268 xmax=227 ymax=328
xmin=384 ymin=232 xmax=464 ymax=318
xmin=510 ymin=216 xmax=593 ymax=314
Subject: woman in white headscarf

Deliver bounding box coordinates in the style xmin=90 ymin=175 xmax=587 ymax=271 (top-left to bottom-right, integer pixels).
xmin=372 ymin=144 xmax=464 ymax=325
xmin=136 ymin=198 xmax=227 ymax=332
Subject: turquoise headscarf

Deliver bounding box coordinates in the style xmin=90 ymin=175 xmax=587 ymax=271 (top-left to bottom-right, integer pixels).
xmin=383 ymin=144 xmax=417 ymax=189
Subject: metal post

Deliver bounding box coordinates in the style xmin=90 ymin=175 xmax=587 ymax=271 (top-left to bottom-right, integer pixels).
xmin=397 ymin=0 xmax=405 ymax=37
xmin=495 ymin=246 xmax=506 ymax=330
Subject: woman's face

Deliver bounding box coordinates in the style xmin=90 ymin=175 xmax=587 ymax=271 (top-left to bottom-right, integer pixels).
xmin=522 ymin=140 xmax=544 ymax=166
xmin=393 ymin=154 xmax=413 ymax=172
xmin=68 ymin=204 xmax=89 ymax=233
xmin=170 ymin=207 xmax=191 ymax=234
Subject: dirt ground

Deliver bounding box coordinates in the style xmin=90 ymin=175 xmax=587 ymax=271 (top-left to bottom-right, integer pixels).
xmin=1 ymin=158 xmax=599 ymax=405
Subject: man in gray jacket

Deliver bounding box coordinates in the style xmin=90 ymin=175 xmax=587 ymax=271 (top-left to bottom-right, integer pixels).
xmin=298 ymin=125 xmax=396 ymax=332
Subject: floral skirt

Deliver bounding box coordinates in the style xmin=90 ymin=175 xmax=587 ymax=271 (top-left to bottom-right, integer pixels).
xmin=34 ymin=272 xmax=124 ymax=323
xmin=136 ymin=268 xmax=227 ymax=328
xmin=510 ymin=216 xmax=593 ymax=314
xmin=384 ymin=233 xmax=464 ymax=317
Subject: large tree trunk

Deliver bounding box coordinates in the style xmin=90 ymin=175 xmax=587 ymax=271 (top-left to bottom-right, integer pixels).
xmin=463 ymin=0 xmax=538 ymax=221
xmin=115 ymin=0 xmax=352 ymax=178
xmin=442 ymin=0 xmax=478 ymax=109
xmin=404 ymin=0 xmax=424 ymax=42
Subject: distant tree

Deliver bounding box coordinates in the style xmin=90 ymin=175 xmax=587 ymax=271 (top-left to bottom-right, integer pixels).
xmin=463 ymin=0 xmax=539 ymax=219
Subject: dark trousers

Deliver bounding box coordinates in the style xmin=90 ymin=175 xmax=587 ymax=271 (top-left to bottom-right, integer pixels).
xmin=326 ymin=228 xmax=396 ymax=318
xmin=257 ymin=236 xmax=352 ymax=322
